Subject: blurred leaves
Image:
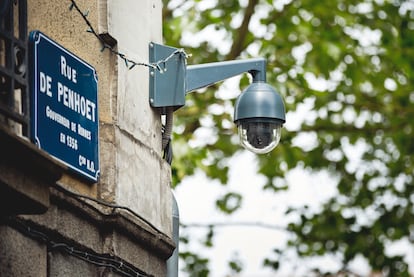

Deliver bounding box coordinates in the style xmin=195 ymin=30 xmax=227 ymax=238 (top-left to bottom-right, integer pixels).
xmin=164 ymin=0 xmax=414 ymax=275
xmin=228 ymin=252 xmax=243 ymax=274
xmin=179 ymin=251 xmax=210 ymax=277
xmin=215 ymin=192 xmax=242 ymax=214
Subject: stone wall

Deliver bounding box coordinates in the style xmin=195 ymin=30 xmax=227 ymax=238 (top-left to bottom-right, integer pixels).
xmin=0 ymin=0 xmax=174 ymax=276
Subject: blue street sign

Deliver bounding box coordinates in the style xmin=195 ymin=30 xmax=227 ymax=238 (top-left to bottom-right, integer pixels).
xmin=29 ymin=31 xmax=99 ymax=182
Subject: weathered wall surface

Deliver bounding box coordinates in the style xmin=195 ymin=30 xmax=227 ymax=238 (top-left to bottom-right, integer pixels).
xmin=0 ymin=0 xmax=173 ymax=276
xmin=27 ymin=0 xmax=171 ymax=235
xmin=105 ymin=0 xmax=171 ymax=234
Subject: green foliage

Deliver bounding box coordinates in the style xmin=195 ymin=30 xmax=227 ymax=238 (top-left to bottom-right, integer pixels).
xmin=203 ymin=225 xmax=214 ymax=248
xmin=164 ymin=0 xmax=414 ymax=275
xmin=179 ymin=251 xmax=210 ymax=277
xmin=215 ymin=192 xmax=243 ymax=214
xmin=228 ymin=252 xmax=244 ymax=274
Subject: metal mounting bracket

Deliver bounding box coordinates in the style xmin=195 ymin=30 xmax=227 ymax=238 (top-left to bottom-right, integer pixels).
xmin=149 ymin=42 xmax=186 ymax=110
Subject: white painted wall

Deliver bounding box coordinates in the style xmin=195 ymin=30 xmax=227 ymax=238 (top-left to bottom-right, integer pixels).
xmin=106 ymin=0 xmax=172 ymax=235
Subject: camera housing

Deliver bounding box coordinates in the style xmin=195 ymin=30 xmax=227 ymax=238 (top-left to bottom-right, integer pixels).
xmin=149 ymin=43 xmax=286 ymax=154
xmin=234 ymin=82 xmax=285 ymax=154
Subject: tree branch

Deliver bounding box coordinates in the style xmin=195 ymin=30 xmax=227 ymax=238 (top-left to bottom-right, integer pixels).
xmin=181 ymin=221 xmax=287 ymax=232
xmin=226 ymin=0 xmax=259 ymax=60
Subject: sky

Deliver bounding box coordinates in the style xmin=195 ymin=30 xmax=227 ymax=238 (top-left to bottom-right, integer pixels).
xmin=173 ymin=78 xmax=414 ymax=276
xmin=175 ymin=150 xmax=347 ymax=276
xmin=173 ymin=79 xmax=347 ymax=276
xmin=172 ymin=74 xmax=414 ymax=276
xmin=169 ymin=0 xmax=414 ymax=275
xmin=170 ymin=47 xmax=363 ymax=275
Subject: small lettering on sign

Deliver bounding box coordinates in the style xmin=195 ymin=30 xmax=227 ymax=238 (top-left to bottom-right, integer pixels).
xmin=39 ymin=72 xmax=52 ymax=97
xmin=61 ymin=56 xmax=77 ymax=83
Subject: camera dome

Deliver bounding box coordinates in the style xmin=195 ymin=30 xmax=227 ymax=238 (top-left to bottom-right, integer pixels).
xmin=234 ymin=82 xmax=285 ymax=154
xmin=237 ymin=118 xmax=282 ymax=154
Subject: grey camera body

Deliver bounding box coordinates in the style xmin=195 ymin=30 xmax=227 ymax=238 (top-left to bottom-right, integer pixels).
xmin=149 ymin=42 xmax=286 ymax=154
xmin=234 ymin=82 xmax=285 ymax=154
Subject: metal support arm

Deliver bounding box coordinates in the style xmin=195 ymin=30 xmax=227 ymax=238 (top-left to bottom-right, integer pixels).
xmin=149 ymin=42 xmax=267 ymax=110
xmin=186 ymin=58 xmax=266 ymax=93
xmin=149 ymin=42 xmax=286 ymax=155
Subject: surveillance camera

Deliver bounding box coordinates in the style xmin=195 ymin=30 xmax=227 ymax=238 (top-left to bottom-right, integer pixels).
xmin=234 ymin=82 xmax=286 ymax=154
xmin=236 ymin=118 xmax=283 ymax=154
xmin=148 ymin=43 xmax=287 ymax=154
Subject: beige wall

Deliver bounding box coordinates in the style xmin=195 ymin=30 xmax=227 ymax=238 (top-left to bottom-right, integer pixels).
xmin=28 ymin=0 xmax=172 ymax=235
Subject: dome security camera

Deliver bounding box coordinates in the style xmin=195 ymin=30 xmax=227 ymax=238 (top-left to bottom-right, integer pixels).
xmin=234 ymin=82 xmax=286 ymax=154
xmin=149 ymin=43 xmax=286 ymax=154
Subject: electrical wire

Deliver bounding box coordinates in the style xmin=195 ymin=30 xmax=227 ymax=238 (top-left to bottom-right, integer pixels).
xmin=69 ymin=0 xmax=188 ymax=164
xmin=53 ymin=183 xmax=164 ymax=236
xmin=7 ymin=218 xmax=151 ymax=277
xmin=68 ymin=0 xmax=189 ymax=72
xmin=162 ymin=107 xmax=174 ymax=165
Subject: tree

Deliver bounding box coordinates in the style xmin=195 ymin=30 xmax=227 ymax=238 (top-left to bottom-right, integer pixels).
xmin=163 ymin=0 xmax=414 ymax=275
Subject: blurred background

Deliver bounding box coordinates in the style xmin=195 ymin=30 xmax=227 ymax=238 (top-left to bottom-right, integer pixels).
xmin=162 ymin=0 xmax=414 ymax=276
